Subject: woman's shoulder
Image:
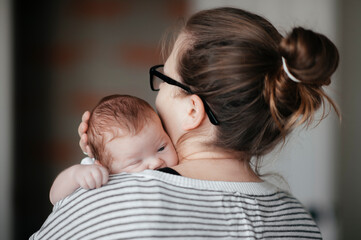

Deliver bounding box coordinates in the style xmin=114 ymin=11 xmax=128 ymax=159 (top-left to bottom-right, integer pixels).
xmin=34 ymin=171 xmax=320 ymax=240
xmin=54 ymin=170 xmax=302 ymax=211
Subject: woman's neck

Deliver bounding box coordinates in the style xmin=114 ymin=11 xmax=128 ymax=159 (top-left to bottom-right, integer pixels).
xmin=173 ymin=141 xmax=262 ymax=182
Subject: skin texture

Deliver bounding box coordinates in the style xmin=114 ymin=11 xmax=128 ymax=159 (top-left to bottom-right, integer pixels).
xmin=49 ymin=162 xmax=108 ymax=205
xmin=155 ymin=35 xmax=262 ymax=182
xmin=79 ymin=34 xmax=261 ymax=183
xmin=79 ymin=111 xmax=94 ymax=158
xmin=105 ymin=115 xmax=178 ymax=174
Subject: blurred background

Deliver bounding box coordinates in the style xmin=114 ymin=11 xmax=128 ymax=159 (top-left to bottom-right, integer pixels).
xmin=0 ymin=0 xmax=360 ymax=239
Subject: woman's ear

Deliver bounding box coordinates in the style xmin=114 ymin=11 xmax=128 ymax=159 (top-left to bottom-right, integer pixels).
xmin=182 ymin=94 xmax=206 ymax=131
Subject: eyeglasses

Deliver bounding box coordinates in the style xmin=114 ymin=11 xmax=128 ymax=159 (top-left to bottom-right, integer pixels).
xmin=149 ymin=64 xmax=219 ymax=125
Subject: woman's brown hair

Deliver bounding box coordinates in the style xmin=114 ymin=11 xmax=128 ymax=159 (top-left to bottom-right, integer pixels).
xmin=174 ymin=8 xmax=339 ymax=168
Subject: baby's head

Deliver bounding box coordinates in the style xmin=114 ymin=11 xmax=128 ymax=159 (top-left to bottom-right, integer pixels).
xmin=87 ymin=94 xmax=178 ymax=174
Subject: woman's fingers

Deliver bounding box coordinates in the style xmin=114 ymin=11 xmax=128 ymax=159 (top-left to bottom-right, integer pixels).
xmin=78 ymin=111 xmax=94 ymax=157
xmin=79 ymin=134 xmax=94 ymax=158
xmin=85 ymin=145 xmax=94 ymax=158
xmin=79 ymin=134 xmax=87 ymax=154
xmin=82 ymin=111 xmax=91 ymax=122
xmin=78 ymin=111 xmax=90 ymax=136
xmin=78 ymin=122 xmax=88 ymax=137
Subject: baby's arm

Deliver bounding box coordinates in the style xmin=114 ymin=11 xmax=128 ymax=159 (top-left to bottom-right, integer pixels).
xmin=49 ymin=163 xmax=109 ymax=205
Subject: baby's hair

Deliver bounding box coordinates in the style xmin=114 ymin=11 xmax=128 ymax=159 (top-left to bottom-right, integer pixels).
xmin=87 ymin=94 xmax=156 ymax=166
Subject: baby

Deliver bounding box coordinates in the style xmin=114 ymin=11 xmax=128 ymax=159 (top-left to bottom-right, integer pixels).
xmin=50 ymin=94 xmax=178 ymax=204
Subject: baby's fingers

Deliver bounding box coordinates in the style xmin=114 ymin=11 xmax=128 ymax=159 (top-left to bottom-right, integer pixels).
xmin=90 ymin=167 xmax=108 ymax=188
xmin=78 ymin=177 xmax=92 ymax=189
xmin=99 ymin=166 xmax=109 ymax=185
xmin=85 ymin=180 xmax=96 ymax=189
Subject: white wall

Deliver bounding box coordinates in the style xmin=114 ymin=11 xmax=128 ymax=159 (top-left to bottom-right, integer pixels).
xmin=0 ymin=0 xmax=13 ymax=239
xmin=191 ymin=1 xmax=339 ymax=239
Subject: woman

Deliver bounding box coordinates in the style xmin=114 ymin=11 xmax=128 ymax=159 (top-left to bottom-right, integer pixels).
xmin=31 ymin=7 xmax=339 ymax=239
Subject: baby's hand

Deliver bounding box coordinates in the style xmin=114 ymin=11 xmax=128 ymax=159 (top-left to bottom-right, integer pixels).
xmin=73 ymin=164 xmax=109 ymax=189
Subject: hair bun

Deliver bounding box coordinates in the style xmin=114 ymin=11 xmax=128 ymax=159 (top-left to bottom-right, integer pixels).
xmin=279 ymin=27 xmax=339 ymax=86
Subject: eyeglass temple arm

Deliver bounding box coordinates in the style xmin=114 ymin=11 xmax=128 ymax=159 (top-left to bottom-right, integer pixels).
xmin=201 ymin=100 xmax=219 ymax=125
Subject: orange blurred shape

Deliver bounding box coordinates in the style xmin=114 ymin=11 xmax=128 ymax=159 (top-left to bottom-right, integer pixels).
xmin=69 ymin=0 xmax=130 ymax=19
xmin=118 ymin=44 xmax=162 ymax=67
xmin=70 ymin=91 xmax=104 ymax=113
xmin=47 ymin=44 xmax=84 ymax=68
xmin=33 ymin=139 xmax=76 ymax=164
xmin=164 ymin=0 xmax=189 ymax=18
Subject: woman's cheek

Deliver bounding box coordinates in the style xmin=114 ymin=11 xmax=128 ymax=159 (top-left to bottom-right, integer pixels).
xmin=155 ymin=94 xmax=161 ymax=112
xmin=162 ymin=146 xmax=178 ymax=167
xmin=155 ymin=83 xmax=169 ymax=114
xmin=155 ymin=94 xmax=167 ymax=124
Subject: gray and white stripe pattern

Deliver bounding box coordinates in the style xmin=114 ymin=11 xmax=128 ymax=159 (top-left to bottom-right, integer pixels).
xmin=30 ymin=170 xmax=322 ymax=239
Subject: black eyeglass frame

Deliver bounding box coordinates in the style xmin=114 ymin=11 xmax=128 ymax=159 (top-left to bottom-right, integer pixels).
xmin=149 ymin=64 xmax=219 ymax=125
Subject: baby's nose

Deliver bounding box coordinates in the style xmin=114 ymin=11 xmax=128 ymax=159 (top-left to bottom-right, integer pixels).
xmin=147 ymin=158 xmax=165 ymax=170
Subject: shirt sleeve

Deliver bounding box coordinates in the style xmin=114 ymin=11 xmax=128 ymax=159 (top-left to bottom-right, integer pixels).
xmin=80 ymin=157 xmax=95 ymax=165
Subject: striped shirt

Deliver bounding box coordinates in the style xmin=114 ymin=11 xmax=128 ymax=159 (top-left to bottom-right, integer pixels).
xmin=30 ymin=170 xmax=322 ymax=239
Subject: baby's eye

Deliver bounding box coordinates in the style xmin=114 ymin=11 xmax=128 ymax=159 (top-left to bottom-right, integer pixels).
xmin=157 ymin=145 xmax=165 ymax=152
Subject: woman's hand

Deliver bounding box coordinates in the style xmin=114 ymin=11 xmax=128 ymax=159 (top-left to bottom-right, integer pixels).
xmin=78 ymin=111 xmax=94 ymax=158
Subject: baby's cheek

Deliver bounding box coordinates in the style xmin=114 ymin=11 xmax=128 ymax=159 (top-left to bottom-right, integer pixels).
xmin=127 ymin=164 xmax=147 ymax=173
